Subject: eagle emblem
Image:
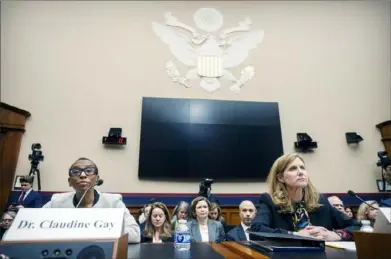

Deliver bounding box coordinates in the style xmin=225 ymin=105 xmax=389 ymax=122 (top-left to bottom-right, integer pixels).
xmin=152 ymin=8 xmax=264 ymax=93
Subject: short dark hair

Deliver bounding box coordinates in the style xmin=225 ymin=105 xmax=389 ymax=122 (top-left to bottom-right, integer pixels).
xmin=190 ymin=196 xmax=211 ymax=219
xmin=70 ymin=157 xmax=99 ymax=174
xmin=20 ymin=175 xmax=34 ymax=184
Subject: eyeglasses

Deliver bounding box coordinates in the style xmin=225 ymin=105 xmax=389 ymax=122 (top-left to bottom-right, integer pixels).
xmin=68 ymin=167 xmax=97 ymax=177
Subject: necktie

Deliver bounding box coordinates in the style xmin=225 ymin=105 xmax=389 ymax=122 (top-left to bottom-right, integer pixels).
xmin=18 ymin=192 xmax=26 ymax=204
xmin=245 ymin=227 xmax=250 ymax=240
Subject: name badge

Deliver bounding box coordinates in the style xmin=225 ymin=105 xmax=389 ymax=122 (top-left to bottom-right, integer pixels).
xmin=2 ymin=208 xmax=124 ymax=241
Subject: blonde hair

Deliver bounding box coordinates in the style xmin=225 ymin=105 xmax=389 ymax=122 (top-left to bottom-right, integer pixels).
xmin=356 ymin=201 xmax=379 ymax=221
xmin=143 ymin=202 xmax=172 ymax=239
xmin=190 ymin=196 xmax=211 ymax=219
xmin=267 ymin=153 xmax=322 ymax=213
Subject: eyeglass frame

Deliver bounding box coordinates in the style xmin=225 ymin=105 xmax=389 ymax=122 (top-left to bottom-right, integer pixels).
xmin=68 ymin=166 xmax=98 ymax=177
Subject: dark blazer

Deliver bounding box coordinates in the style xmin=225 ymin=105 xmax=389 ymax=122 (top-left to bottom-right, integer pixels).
xmin=5 ymin=190 xmax=42 ymax=209
xmin=187 ymin=219 xmax=226 ymax=243
xmin=250 ymin=193 xmax=360 ymax=234
xmin=226 ymin=225 xmax=247 ymax=241
xmin=140 ymin=235 xmax=174 ymax=243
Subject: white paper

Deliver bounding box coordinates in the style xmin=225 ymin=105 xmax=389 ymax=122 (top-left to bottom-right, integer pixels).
xmin=326 ymin=241 xmax=356 ymax=251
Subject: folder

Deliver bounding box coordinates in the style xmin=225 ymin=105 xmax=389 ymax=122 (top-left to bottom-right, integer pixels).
xmin=242 ymin=232 xmax=325 ymax=252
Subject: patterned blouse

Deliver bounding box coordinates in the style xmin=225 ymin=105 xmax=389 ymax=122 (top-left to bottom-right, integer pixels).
xmin=291 ymin=201 xmax=353 ymax=241
xmin=292 ymin=201 xmax=311 ymax=231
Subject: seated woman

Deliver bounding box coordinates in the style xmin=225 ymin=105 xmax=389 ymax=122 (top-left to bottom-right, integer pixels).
xmin=187 ymin=196 xmax=225 ymax=243
xmin=344 ymin=206 xmax=353 ymax=218
xmin=171 ymin=201 xmax=189 ymax=230
xmin=43 ymin=157 xmax=140 ymax=243
xmin=141 ymin=202 xmax=173 ymax=243
xmin=251 ymin=153 xmax=360 ymax=241
xmin=356 ymin=201 xmax=379 ymax=227
xmin=209 ymin=202 xmax=228 ymax=232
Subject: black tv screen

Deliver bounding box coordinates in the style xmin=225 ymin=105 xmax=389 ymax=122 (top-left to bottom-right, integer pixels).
xmin=138 ymin=97 xmax=284 ymax=181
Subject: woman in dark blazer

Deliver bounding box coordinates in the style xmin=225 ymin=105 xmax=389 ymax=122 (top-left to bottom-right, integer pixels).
xmin=141 ymin=202 xmax=174 ymax=243
xmin=187 ymin=196 xmax=225 ymax=243
xmin=250 ymin=153 xmax=360 ymax=241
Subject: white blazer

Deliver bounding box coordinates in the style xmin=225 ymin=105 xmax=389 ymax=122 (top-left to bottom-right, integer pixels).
xmin=43 ymin=192 xmax=140 ymax=243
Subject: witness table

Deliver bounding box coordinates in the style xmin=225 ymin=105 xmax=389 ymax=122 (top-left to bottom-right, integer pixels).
xmin=127 ymin=242 xmax=357 ymax=259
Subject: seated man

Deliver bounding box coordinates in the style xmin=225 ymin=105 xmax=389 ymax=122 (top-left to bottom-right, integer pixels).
xmin=227 ymin=200 xmax=256 ymax=241
xmin=6 ymin=175 xmax=42 ymax=211
xmin=327 ymin=196 xmax=346 ymax=214
xmin=0 ymin=211 xmax=16 ymax=240
xmin=43 ymin=157 xmax=140 ymax=243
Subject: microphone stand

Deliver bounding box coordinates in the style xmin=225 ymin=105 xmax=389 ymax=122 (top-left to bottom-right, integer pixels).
xmin=347 ymin=191 xmax=379 ymax=210
xmin=76 ymin=183 xmax=97 ymax=208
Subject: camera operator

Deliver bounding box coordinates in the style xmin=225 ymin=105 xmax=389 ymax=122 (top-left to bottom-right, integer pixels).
xmin=5 ymin=176 xmax=42 ymax=211
xmin=198 ymin=178 xmax=214 ymax=198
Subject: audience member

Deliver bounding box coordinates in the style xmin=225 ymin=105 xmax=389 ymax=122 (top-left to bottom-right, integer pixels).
xmin=209 ymin=202 xmax=228 ymax=231
xmin=327 ymin=196 xmax=345 ymax=214
xmin=141 ymin=202 xmax=173 ymax=243
xmin=0 ymin=211 xmax=16 ymax=240
xmin=227 ymin=200 xmax=256 ymax=241
xmin=138 ymin=204 xmax=151 ymax=225
xmin=6 ymin=176 xmax=42 ymax=211
xmin=251 ymin=153 xmax=360 ymax=241
xmin=171 ymin=201 xmax=189 ymax=230
xmin=42 ymin=157 xmax=140 ymax=243
xmin=344 ymin=206 xmax=353 ymax=218
xmin=187 ymin=196 xmax=225 ymax=242
xmin=356 ymin=201 xmax=379 ymax=226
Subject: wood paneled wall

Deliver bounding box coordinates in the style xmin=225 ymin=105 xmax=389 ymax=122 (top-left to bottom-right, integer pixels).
xmin=0 ymin=103 xmax=31 ymax=213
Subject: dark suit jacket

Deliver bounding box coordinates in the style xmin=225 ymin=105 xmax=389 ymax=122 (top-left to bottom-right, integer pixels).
xmin=226 ymin=225 xmax=247 ymax=241
xmin=5 ymin=190 xmax=42 ymax=209
xmin=250 ymin=193 xmax=360 ymax=234
xmin=187 ymin=219 xmax=226 ymax=243
xmin=140 ymin=235 xmax=174 ymax=243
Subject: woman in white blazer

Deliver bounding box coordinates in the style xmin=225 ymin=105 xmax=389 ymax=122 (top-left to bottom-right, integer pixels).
xmin=42 ymin=157 xmax=140 ymax=243
xmin=187 ymin=196 xmax=225 ymax=243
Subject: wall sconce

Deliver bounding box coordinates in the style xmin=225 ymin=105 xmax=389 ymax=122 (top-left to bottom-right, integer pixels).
xmin=294 ymin=133 xmax=317 ymax=152
xmin=345 ymin=132 xmax=363 ymax=144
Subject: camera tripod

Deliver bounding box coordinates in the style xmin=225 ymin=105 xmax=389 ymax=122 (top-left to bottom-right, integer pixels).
xmin=29 ymin=161 xmax=41 ymax=191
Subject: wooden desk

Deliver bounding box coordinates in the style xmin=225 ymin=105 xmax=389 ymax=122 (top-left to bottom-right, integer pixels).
xmin=126 ymin=242 xmax=357 ymax=259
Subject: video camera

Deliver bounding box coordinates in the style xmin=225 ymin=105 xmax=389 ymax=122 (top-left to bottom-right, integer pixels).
xmin=198 ymin=178 xmax=214 ymax=198
xmin=377 ymin=151 xmax=389 ymax=169
xmin=28 ymin=143 xmax=44 ymax=164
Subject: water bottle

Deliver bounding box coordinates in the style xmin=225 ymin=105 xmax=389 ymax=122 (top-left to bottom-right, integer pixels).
xmin=174 ymin=219 xmax=191 ymax=251
xmin=360 ymin=220 xmax=373 ymax=232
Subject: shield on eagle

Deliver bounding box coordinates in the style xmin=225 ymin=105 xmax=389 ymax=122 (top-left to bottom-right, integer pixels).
xmin=197 ymin=55 xmax=223 ymax=78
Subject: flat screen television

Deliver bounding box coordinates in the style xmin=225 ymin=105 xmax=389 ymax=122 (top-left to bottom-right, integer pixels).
xmin=138 ymin=97 xmax=284 ymax=181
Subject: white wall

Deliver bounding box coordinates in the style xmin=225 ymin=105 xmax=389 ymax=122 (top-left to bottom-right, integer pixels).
xmin=1 ymin=1 xmax=390 ymax=193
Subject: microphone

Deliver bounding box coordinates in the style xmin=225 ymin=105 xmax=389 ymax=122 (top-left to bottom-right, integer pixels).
xmin=347 ymin=190 xmax=378 ymax=210
xmin=76 ymin=179 xmax=104 ymax=208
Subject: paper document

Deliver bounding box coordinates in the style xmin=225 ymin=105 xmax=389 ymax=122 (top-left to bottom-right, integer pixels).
xmin=326 ymin=241 xmax=356 ymax=251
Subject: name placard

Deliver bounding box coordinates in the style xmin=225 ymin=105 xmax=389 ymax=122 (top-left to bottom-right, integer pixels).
xmin=2 ymin=208 xmax=124 ymax=241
